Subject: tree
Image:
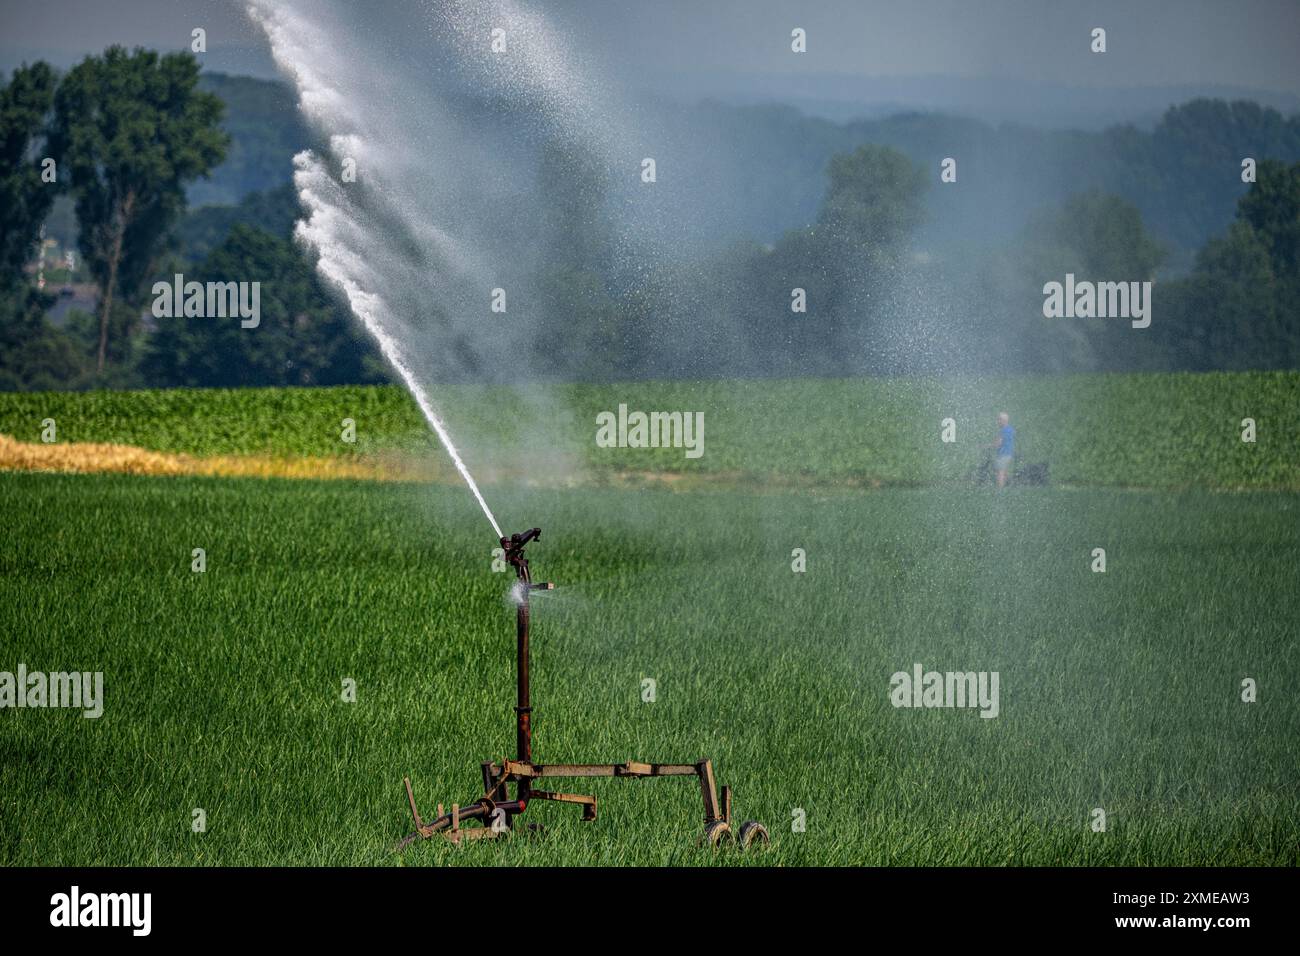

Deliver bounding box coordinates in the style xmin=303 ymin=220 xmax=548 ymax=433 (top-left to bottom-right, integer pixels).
xmin=0 ymin=62 xmax=59 ymax=286
xmin=1023 ymin=191 xmax=1166 ymax=280
xmin=141 ymin=225 xmax=380 ymax=387
xmin=1160 ymin=223 xmax=1280 ymax=370
xmin=49 ymin=46 xmax=227 ymax=373
xmin=1236 ymin=159 xmax=1300 ymax=275
xmin=1006 ymin=191 xmax=1167 ymax=371
xmin=0 ymin=296 xmax=88 ymax=390
xmin=817 ymin=145 xmax=928 ymax=256
xmin=795 ymin=145 xmax=927 ymax=373
xmin=0 ymin=62 xmax=88 ymax=391
xmin=172 ymin=183 xmax=302 ymax=266
xmin=1151 ymin=162 xmax=1300 ymax=370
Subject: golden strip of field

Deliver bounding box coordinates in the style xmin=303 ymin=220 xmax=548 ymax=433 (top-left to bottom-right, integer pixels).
xmin=0 ymin=433 xmax=441 ymax=482
xmin=0 ymin=434 xmax=856 ymax=491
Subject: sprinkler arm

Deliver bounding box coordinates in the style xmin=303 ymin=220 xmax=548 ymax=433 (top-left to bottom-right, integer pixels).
xmin=505 ymin=527 xmax=541 ymax=550
xmin=501 ymin=528 xmax=552 ymax=586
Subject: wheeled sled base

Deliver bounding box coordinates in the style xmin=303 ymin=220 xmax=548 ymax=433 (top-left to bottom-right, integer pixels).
xmin=398 ymin=527 xmax=767 ymax=851
xmin=399 ymin=757 xmax=769 ymax=849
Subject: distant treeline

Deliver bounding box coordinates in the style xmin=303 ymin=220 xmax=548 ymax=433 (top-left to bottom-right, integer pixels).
xmin=1 ymin=56 xmax=1298 ymax=391
xmin=172 ymin=76 xmax=1300 ymax=270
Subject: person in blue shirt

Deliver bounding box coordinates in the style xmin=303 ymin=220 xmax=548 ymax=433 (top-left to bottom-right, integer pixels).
xmin=989 ymin=412 xmax=1015 ymax=489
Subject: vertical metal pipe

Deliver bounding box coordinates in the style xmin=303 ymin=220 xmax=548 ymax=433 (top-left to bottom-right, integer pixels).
xmin=515 ymin=562 xmax=532 ymax=806
xmin=502 ymin=528 xmax=541 ymax=827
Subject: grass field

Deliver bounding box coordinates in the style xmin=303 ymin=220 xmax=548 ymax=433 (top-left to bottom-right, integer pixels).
xmin=2 ymin=471 xmax=1296 ymax=865
xmin=2 ymin=370 xmax=1298 ymax=488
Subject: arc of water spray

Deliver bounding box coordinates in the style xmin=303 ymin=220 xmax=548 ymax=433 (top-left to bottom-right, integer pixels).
xmin=290 ymin=159 xmax=504 ymax=541
xmin=248 ymin=0 xmax=629 ymax=541
xmin=248 ymin=0 xmax=506 ymax=538
xmin=380 ymin=344 xmax=505 ymax=542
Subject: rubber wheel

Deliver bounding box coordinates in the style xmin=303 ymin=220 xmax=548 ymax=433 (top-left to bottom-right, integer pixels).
xmin=701 ymin=820 xmax=733 ymax=847
xmin=738 ymin=821 xmax=770 ymax=848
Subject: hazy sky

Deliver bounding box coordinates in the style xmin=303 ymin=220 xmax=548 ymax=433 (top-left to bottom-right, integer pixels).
xmin=2 ymin=0 xmax=1298 ymax=94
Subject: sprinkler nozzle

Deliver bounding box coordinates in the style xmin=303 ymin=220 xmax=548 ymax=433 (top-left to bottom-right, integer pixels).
xmin=502 ymin=528 xmax=541 ymax=551
xmin=501 ymin=527 xmax=542 ymax=578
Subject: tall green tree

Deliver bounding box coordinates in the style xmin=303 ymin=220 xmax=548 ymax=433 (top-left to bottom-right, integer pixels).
xmin=142 ymin=225 xmax=380 ymax=388
xmin=1022 ymin=190 xmax=1167 ymax=280
xmin=760 ymin=145 xmax=927 ymax=374
xmin=0 ymin=62 xmax=87 ymax=390
xmin=1151 ymin=161 xmax=1300 ymax=370
xmin=1011 ymin=191 xmax=1167 ymax=371
xmin=1236 ymin=159 xmax=1300 ymax=274
xmin=0 ymin=62 xmax=59 ymax=285
xmin=817 ymin=145 xmax=928 ymax=256
xmin=49 ymin=47 xmax=227 ymax=373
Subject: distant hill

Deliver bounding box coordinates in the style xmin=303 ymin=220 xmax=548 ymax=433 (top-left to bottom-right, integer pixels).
xmin=635 ymin=98 xmax=1300 ymax=270
xmin=188 ymin=72 xmax=318 ymax=207
xmin=188 ymin=71 xmax=1300 ymax=271
xmin=640 ymin=70 xmax=1300 ymax=130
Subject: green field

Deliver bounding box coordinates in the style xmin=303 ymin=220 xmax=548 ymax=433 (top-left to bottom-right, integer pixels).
xmin=2 ymin=470 xmax=1296 ymax=865
xmin=2 ymin=370 xmax=1298 ymax=488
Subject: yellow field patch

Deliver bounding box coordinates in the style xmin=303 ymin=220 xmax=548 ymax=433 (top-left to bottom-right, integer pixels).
xmin=0 ymin=433 xmax=837 ymax=491
xmin=0 ymin=433 xmax=442 ymax=482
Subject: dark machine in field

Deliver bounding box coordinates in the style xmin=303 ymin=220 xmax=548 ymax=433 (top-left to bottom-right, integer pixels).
xmin=971 ymin=455 xmax=1051 ymax=486
xmin=398 ymin=527 xmax=768 ymax=850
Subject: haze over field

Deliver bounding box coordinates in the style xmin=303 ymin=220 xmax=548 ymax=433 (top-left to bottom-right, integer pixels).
xmin=4 ymin=0 xmax=1300 ymax=398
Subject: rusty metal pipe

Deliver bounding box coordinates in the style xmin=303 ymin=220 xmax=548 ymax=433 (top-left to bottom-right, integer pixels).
xmin=516 ymin=568 xmax=531 ymax=769
xmin=501 ymin=528 xmax=543 ymax=817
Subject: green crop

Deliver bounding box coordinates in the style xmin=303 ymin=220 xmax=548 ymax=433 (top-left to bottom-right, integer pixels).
xmin=1 ymin=473 xmax=1296 ymax=865
xmin=0 ymin=371 xmax=1296 ymax=488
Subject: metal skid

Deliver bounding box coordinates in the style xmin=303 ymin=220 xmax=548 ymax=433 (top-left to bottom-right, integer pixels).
xmin=399 ymin=527 xmax=767 ymax=851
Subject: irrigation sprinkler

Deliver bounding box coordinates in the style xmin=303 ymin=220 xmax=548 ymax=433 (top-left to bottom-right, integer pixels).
xmin=398 ymin=527 xmax=769 ymax=851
